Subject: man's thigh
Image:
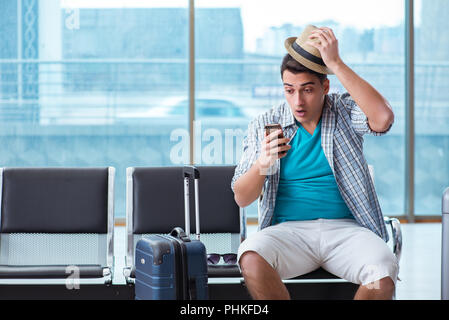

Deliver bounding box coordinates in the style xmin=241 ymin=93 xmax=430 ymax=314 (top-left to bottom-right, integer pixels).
xmin=320 ymin=220 xmax=399 ymax=286
xmin=237 ymin=221 xmax=322 ymax=279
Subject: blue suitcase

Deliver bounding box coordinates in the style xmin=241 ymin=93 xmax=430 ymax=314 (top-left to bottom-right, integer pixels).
xmin=134 ymin=166 xmax=208 ymax=300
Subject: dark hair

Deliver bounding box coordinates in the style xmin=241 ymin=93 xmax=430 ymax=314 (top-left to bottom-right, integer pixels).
xmin=280 ymin=54 xmax=327 ymax=84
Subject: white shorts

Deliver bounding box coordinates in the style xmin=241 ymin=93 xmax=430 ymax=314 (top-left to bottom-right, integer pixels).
xmin=237 ymin=219 xmax=399 ymax=286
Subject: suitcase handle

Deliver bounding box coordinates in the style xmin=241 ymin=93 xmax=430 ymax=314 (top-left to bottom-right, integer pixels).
xmin=183 ymin=165 xmax=201 ymax=241
xmin=170 ymin=227 xmax=191 ymax=242
xmin=183 ymin=166 xmax=200 ymax=179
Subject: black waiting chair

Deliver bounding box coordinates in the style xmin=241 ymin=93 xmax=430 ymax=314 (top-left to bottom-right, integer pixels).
xmin=123 ymin=166 xmax=246 ymax=284
xmin=0 ymin=167 xmax=115 ymax=284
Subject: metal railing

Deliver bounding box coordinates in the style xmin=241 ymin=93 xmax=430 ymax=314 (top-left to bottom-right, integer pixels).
xmin=0 ymin=59 xmax=448 ymax=126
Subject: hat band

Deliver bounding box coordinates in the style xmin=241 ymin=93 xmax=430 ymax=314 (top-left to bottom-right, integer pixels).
xmin=292 ymin=42 xmax=326 ymax=67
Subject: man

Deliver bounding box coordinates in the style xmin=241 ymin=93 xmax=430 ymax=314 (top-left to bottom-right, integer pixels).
xmin=231 ymin=25 xmax=399 ymax=300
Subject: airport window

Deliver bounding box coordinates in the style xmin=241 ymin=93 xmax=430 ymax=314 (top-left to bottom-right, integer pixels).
xmin=0 ymin=1 xmax=189 ymax=219
xmin=413 ymin=0 xmax=449 ymax=216
xmin=195 ymin=0 xmax=406 ymax=218
xmin=0 ymin=0 xmax=446 ymax=220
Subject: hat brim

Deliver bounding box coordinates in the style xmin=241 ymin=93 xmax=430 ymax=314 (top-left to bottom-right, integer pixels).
xmin=284 ymin=37 xmax=334 ymax=75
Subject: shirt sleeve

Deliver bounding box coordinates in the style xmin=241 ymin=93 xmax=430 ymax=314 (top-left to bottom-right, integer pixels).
xmin=231 ymin=118 xmax=262 ymax=192
xmin=338 ymin=92 xmax=392 ymax=137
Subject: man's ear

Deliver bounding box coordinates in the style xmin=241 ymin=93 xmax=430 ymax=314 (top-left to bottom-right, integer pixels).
xmin=322 ymin=78 xmax=330 ymax=95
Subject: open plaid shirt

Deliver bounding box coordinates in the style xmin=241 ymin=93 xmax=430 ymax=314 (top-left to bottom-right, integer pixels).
xmin=231 ymin=92 xmax=391 ymax=242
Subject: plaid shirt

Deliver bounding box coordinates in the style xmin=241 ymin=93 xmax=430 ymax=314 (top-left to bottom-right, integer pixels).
xmin=231 ymin=92 xmax=391 ymax=242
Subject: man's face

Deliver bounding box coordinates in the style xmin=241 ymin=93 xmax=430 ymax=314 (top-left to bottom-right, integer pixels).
xmin=282 ymin=70 xmax=330 ymax=125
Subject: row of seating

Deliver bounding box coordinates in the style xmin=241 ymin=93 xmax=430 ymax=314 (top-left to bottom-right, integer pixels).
xmin=0 ymin=166 xmax=245 ymax=284
xmin=0 ymin=166 xmax=402 ymax=294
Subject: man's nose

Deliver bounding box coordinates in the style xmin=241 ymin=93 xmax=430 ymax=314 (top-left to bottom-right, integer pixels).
xmin=295 ymin=92 xmax=305 ymax=106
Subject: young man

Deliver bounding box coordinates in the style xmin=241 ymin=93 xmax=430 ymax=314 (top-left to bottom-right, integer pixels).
xmin=231 ymin=25 xmax=398 ymax=300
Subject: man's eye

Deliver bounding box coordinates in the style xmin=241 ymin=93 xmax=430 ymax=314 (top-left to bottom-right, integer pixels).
xmin=285 ymin=89 xmax=294 ymax=94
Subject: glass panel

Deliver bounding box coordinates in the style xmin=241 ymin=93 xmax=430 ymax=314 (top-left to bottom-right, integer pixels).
xmin=414 ymin=0 xmax=449 ymax=216
xmin=0 ymin=0 xmax=189 ymax=218
xmin=195 ymin=0 xmax=405 ymax=218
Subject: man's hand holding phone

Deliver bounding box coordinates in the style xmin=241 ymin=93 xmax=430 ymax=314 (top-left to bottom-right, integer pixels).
xmin=257 ymin=125 xmax=291 ymax=174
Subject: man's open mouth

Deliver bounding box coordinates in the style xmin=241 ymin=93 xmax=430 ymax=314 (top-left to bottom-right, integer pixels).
xmin=296 ymin=110 xmax=306 ymax=117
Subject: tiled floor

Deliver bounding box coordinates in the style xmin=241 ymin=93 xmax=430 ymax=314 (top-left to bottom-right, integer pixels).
xmin=114 ymin=222 xmax=443 ymax=300
xmin=395 ymin=223 xmax=441 ymax=300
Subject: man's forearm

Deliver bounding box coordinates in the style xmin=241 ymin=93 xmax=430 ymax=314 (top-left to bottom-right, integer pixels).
xmin=331 ymin=60 xmax=394 ymax=132
xmin=233 ymin=160 xmax=267 ymax=208
xmin=307 ymin=27 xmax=394 ymax=133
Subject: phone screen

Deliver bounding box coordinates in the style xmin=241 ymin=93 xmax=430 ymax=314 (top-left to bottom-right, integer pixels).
xmin=264 ymin=124 xmax=286 ymax=155
xmin=264 ymin=124 xmax=283 ymax=138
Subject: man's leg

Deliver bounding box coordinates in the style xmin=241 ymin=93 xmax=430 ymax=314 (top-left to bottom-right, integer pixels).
xmin=319 ymin=220 xmax=399 ymax=301
xmin=353 ymin=277 xmax=395 ymax=300
xmin=239 ymin=251 xmax=290 ymax=300
xmin=236 ymin=221 xmax=322 ymax=300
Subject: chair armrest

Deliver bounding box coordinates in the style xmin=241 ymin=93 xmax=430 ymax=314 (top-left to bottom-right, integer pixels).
xmin=123 ymin=266 xmax=136 ymax=284
xmin=103 ymin=267 xmax=112 ymax=285
xmin=384 ymin=216 xmax=402 ymax=263
xmin=0 ymin=265 xmax=105 ymax=279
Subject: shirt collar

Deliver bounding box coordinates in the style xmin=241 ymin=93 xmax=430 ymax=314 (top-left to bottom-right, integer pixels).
xmin=280 ymin=95 xmax=332 ymax=129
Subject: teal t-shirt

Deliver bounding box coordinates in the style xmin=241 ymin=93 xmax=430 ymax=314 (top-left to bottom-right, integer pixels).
xmin=272 ymin=119 xmax=354 ymax=224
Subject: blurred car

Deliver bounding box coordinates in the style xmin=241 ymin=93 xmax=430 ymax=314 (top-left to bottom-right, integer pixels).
xmin=164 ymin=98 xmax=244 ymax=118
xmin=116 ymin=97 xmax=247 ymax=124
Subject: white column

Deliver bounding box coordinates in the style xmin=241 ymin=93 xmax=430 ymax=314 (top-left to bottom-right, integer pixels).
xmin=38 ymin=0 xmax=62 ymax=124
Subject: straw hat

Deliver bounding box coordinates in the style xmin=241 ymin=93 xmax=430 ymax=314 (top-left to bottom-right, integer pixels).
xmin=284 ymin=25 xmax=334 ymax=75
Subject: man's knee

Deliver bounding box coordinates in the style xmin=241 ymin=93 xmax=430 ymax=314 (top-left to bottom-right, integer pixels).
xmin=379 ymin=277 xmax=395 ymax=292
xmin=355 ymin=276 xmax=395 ymax=300
xmin=360 ymin=255 xmax=399 ymax=288
xmin=238 ymin=251 xmax=290 ymax=300
xmin=239 ymin=251 xmax=268 ymax=276
xmin=364 ymin=275 xmax=395 ymax=291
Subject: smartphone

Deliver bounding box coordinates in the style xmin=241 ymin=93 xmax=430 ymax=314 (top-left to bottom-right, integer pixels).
xmin=264 ymin=124 xmax=283 ymax=138
xmin=264 ymin=124 xmax=286 ymax=155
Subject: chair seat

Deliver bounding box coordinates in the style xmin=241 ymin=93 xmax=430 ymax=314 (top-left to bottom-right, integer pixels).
xmin=0 ymin=265 xmax=106 ymax=279
xmin=207 ymin=265 xmax=341 ymax=281
xmin=291 ymin=268 xmax=341 ymax=280
xmin=207 ymin=264 xmax=241 ymax=278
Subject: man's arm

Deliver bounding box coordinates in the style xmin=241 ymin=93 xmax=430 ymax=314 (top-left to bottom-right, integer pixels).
xmin=233 ymin=129 xmax=291 ymax=208
xmin=307 ymin=27 xmax=394 ymax=133
xmin=233 ymin=160 xmax=267 ymax=208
